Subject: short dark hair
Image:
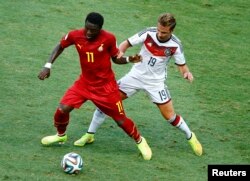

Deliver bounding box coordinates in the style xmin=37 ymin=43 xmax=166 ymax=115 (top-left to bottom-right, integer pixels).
xmin=85 ymin=12 xmax=104 ymax=29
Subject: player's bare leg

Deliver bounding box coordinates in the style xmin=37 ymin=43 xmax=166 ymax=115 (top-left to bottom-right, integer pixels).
xmin=157 ymin=101 xmax=202 ymax=156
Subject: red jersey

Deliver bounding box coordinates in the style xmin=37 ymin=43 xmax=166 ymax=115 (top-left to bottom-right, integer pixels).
xmin=60 ymin=29 xmax=119 ymax=86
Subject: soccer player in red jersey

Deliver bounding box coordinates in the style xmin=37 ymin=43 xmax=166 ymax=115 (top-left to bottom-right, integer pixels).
xmin=38 ymin=12 xmax=152 ymax=160
xmin=75 ymin=13 xmax=202 ymax=156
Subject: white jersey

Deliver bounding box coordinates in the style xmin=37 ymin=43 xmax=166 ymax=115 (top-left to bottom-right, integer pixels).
xmin=127 ymin=27 xmax=186 ymax=83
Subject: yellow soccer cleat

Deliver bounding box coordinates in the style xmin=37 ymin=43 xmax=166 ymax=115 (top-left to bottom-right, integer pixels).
xmin=137 ymin=137 xmax=152 ymax=160
xmin=41 ymin=134 xmax=67 ymax=145
xmin=188 ymin=132 xmax=203 ymax=156
xmin=74 ymin=133 xmax=95 ymax=147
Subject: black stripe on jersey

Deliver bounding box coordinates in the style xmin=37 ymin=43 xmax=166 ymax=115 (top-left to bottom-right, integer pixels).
xmin=138 ymin=27 xmax=157 ymax=37
xmin=175 ymin=63 xmax=186 ymax=66
xmin=171 ymin=35 xmax=183 ymax=53
xmin=127 ymin=39 xmax=132 ymax=46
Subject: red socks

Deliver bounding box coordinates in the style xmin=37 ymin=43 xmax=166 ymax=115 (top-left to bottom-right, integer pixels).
xmin=170 ymin=115 xmax=181 ymax=127
xmin=118 ymin=118 xmax=141 ymax=143
xmin=54 ymin=108 xmax=69 ymax=135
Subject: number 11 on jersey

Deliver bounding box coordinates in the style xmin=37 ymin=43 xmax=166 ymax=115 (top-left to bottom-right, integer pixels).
xmin=116 ymin=101 xmax=124 ymax=115
xmin=86 ymin=52 xmax=94 ymax=62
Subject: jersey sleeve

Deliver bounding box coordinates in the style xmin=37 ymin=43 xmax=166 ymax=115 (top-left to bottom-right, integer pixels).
xmin=60 ymin=31 xmax=74 ymax=48
xmin=173 ymin=40 xmax=186 ymax=65
xmin=127 ymin=28 xmax=149 ymax=46
xmin=109 ymin=34 xmax=119 ymax=57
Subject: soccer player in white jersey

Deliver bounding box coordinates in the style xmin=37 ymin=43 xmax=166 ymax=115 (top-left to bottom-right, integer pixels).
xmin=74 ymin=13 xmax=203 ymax=156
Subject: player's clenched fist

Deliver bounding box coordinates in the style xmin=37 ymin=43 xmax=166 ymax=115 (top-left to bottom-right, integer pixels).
xmin=38 ymin=68 xmax=50 ymax=80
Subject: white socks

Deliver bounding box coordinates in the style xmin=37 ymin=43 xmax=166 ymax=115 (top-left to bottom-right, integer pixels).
xmin=169 ymin=114 xmax=192 ymax=139
xmin=88 ymin=108 xmax=106 ymax=133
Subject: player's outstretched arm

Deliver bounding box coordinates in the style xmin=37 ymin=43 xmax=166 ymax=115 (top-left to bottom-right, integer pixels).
xmin=112 ymin=54 xmax=142 ymax=64
xmin=178 ymin=64 xmax=194 ymax=83
xmin=38 ymin=44 xmax=64 ymax=80
xmin=119 ymin=40 xmax=132 ymax=55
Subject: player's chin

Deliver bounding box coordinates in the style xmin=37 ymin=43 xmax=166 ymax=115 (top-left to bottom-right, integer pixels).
xmin=86 ymin=35 xmax=96 ymax=40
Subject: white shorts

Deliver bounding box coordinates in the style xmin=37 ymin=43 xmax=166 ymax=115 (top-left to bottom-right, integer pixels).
xmin=117 ymin=74 xmax=171 ymax=104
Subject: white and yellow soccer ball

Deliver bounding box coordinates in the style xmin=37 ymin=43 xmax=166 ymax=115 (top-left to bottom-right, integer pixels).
xmin=61 ymin=152 xmax=83 ymax=174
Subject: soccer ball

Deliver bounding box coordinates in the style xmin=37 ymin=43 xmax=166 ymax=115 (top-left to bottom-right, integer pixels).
xmin=61 ymin=152 xmax=83 ymax=174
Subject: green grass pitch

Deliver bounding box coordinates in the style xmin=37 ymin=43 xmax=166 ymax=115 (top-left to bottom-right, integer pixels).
xmin=0 ymin=0 xmax=249 ymax=180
